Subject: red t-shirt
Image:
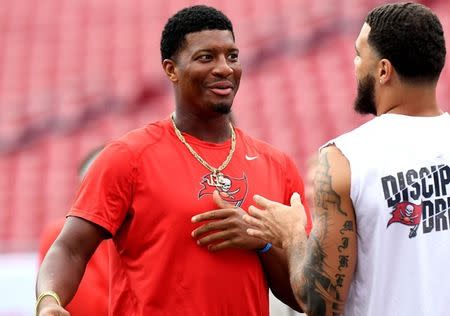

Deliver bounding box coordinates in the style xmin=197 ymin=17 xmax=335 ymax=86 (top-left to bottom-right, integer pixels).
xmin=38 ymin=219 xmax=109 ymax=316
xmin=68 ymin=118 xmax=312 ymax=316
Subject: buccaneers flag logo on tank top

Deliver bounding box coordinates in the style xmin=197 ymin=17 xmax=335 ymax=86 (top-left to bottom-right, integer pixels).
xmin=387 ymin=202 xmax=422 ymax=238
xmin=382 ymin=164 xmax=450 ymax=238
xmin=198 ymin=173 xmax=248 ymax=207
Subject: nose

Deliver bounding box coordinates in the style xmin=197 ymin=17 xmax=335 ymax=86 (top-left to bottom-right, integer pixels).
xmin=212 ymin=55 xmax=233 ymax=77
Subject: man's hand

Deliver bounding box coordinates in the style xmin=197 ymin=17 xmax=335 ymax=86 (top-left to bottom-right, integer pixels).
xmin=191 ymin=190 xmax=266 ymax=251
xmin=243 ymin=192 xmax=308 ymax=249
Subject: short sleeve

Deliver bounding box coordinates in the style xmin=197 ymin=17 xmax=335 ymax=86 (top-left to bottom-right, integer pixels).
xmin=284 ymin=154 xmax=313 ymax=235
xmin=68 ymin=142 xmax=136 ymax=236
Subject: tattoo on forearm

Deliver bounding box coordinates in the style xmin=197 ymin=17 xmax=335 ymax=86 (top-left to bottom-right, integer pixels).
xmin=293 ymin=232 xmax=343 ymax=316
xmin=338 ymin=237 xmax=349 ymax=253
xmin=335 ymin=274 xmax=345 ymax=288
xmin=340 ymin=221 xmax=353 ymax=234
xmin=290 ymin=152 xmax=355 ymax=316
xmin=338 ymin=255 xmax=349 ymax=271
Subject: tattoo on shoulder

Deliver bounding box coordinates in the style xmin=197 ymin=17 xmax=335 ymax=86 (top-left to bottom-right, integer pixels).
xmin=314 ymin=153 xmax=347 ymax=216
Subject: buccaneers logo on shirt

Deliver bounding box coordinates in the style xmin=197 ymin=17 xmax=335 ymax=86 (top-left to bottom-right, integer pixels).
xmin=387 ymin=202 xmax=422 ymax=238
xmin=198 ymin=173 xmax=248 ymax=207
xmin=382 ymin=164 xmax=450 ymax=239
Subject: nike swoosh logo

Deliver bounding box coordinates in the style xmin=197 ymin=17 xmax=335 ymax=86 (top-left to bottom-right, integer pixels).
xmin=245 ymin=154 xmax=258 ymax=161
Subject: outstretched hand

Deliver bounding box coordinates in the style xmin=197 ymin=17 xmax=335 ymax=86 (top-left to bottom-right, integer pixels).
xmin=243 ymin=192 xmax=308 ymax=249
xmin=191 ymin=190 xmax=266 ymax=252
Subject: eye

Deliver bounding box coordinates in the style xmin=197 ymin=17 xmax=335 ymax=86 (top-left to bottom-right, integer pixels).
xmin=197 ymin=54 xmax=213 ymax=62
xmin=354 ymin=45 xmax=360 ymax=57
xmin=228 ymin=52 xmax=239 ymax=62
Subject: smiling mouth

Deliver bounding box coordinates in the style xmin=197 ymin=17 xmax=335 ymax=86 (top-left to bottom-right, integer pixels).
xmin=209 ymin=87 xmax=233 ymax=96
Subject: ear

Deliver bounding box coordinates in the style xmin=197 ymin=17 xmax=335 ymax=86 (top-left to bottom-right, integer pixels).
xmin=162 ymin=59 xmax=178 ymax=83
xmin=377 ymin=59 xmax=393 ymax=85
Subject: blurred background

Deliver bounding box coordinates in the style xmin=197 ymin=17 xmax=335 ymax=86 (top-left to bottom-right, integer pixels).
xmin=0 ymin=0 xmax=449 ymax=315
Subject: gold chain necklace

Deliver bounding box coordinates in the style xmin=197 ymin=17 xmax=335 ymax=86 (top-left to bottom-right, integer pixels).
xmin=171 ymin=113 xmax=236 ymax=187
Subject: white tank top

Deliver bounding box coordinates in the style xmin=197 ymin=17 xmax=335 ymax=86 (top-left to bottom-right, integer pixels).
xmin=325 ymin=113 xmax=450 ymax=316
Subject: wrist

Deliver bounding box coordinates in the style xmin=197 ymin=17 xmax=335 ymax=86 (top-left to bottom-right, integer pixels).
xmin=257 ymin=242 xmax=272 ymax=254
xmin=36 ymin=291 xmax=61 ymax=314
xmin=284 ymin=232 xmax=307 ymax=257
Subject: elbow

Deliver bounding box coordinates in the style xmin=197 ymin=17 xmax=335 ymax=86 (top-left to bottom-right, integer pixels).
xmin=294 ymin=265 xmax=355 ymax=314
xmin=298 ymin=295 xmax=326 ymax=316
xmin=297 ymin=289 xmax=345 ymax=316
xmin=268 ymin=284 xmax=303 ymax=312
xmin=292 ymin=276 xmax=345 ymax=316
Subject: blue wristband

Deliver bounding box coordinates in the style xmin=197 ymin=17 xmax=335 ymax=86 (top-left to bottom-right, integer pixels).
xmin=257 ymin=242 xmax=272 ymax=253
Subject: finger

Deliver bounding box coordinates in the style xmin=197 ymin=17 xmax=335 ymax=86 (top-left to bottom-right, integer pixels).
xmin=290 ymin=192 xmax=302 ymax=207
xmin=290 ymin=192 xmax=308 ymax=226
xmin=253 ymin=194 xmax=277 ymax=209
xmin=213 ymin=190 xmax=234 ymax=209
xmin=242 ymin=214 xmax=263 ymax=227
xmin=197 ymin=230 xmax=231 ymax=246
xmin=191 ymin=209 xmax=233 ymax=223
xmin=247 ymin=229 xmax=282 ymax=247
xmin=247 ymin=205 xmax=267 ymax=220
xmin=208 ymin=240 xmax=233 ymax=252
xmin=192 ymin=221 xmax=228 ymax=238
xmin=246 ymin=228 xmax=270 ymax=242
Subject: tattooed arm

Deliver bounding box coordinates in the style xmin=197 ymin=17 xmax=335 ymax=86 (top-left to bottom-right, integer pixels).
xmin=294 ymin=145 xmax=357 ymax=315
xmin=244 ymin=145 xmax=357 ymax=315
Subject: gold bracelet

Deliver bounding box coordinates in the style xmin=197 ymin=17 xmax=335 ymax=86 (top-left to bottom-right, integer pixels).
xmin=35 ymin=290 xmax=61 ymax=314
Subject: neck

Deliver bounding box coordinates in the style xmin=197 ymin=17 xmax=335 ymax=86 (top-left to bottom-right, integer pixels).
xmin=377 ymin=83 xmax=443 ymax=116
xmin=172 ymin=110 xmax=233 ymax=143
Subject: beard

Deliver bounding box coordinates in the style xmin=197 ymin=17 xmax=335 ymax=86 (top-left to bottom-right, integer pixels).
xmin=354 ymin=75 xmax=377 ymax=115
xmin=212 ymin=103 xmax=232 ymax=114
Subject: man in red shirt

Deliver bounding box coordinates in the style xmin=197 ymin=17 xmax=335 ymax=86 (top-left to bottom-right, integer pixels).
xmin=37 ymin=146 xmax=108 ymax=316
xmin=35 ymin=5 xmax=311 ymax=315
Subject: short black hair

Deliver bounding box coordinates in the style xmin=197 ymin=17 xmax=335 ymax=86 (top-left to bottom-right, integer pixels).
xmin=160 ymin=5 xmax=234 ymax=62
xmin=365 ymin=2 xmax=446 ymax=83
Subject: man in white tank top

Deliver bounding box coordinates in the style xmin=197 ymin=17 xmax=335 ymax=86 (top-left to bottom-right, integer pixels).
xmin=243 ymin=2 xmax=450 ymax=315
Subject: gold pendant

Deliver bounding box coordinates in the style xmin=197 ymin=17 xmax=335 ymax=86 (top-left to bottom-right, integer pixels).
xmin=206 ymin=172 xmax=225 ymax=187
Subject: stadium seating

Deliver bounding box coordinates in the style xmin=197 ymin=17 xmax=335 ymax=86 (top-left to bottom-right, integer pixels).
xmin=0 ymin=0 xmax=449 ymax=251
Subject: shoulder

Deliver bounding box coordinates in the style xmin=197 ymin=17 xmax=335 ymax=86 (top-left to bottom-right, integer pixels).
xmin=115 ymin=119 xmax=169 ymax=153
xmin=237 ymin=128 xmax=295 ymax=169
xmin=320 ymin=117 xmax=382 ymax=163
xmin=319 ymin=145 xmax=351 ymax=191
xmin=236 ymin=128 xmax=297 ymax=172
xmin=102 ymin=118 xmax=171 ymax=164
xmin=327 ymin=117 xmax=380 ymax=147
xmin=85 ymin=119 xmax=170 ymax=175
